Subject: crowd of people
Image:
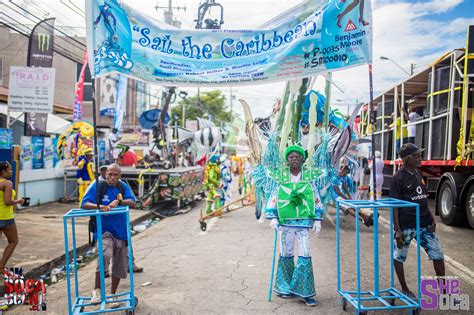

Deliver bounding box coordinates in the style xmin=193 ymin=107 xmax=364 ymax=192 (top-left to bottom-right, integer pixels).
xmin=0 ymin=139 xmax=445 ymax=311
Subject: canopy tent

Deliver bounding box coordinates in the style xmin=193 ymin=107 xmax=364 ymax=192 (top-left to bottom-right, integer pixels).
xmin=0 ymin=106 xmax=71 ymax=134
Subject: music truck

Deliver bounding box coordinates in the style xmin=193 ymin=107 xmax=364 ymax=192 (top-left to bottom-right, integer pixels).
xmin=360 ymin=25 xmax=474 ymax=229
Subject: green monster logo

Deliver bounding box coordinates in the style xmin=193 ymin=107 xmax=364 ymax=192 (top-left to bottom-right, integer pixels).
xmin=37 ymin=33 xmax=50 ymax=52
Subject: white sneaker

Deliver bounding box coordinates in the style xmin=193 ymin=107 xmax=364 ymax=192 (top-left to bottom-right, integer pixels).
xmin=91 ymin=289 xmax=101 ymax=304
xmin=108 ymin=296 xmax=121 ymax=309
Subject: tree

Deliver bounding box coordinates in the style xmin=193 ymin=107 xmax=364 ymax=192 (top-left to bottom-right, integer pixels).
xmin=172 ymin=90 xmax=232 ymax=127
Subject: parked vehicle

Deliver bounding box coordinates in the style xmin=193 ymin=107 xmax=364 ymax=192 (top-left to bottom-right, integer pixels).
xmin=360 ymin=26 xmax=474 ymax=228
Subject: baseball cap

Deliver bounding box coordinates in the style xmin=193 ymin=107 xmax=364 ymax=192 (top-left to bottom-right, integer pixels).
xmin=399 ymin=143 xmax=424 ymax=159
xmin=100 ymin=164 xmax=109 ymax=170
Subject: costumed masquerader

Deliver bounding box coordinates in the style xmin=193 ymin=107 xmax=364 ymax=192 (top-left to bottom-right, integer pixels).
xmin=76 ymin=148 xmax=95 ymax=205
xmin=370 ymin=151 xmax=384 ymax=200
xmin=247 ymin=78 xmax=366 ymax=307
xmin=204 ymin=155 xmax=221 ymax=214
xmin=219 ymin=155 xmax=232 ymax=205
xmin=357 ymin=157 xmax=371 ymax=200
xmin=265 ymin=145 xmax=324 ymax=307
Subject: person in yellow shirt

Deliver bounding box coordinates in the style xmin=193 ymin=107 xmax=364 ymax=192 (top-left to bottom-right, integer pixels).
xmin=387 ymin=113 xmax=408 ymax=155
xmin=0 ymin=161 xmax=25 ymax=270
xmin=76 ymin=148 xmax=95 ymax=205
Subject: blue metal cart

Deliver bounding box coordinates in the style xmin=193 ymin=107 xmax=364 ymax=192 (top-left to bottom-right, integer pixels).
xmin=336 ymin=198 xmax=421 ymax=315
xmin=63 ymin=206 xmax=138 ymax=315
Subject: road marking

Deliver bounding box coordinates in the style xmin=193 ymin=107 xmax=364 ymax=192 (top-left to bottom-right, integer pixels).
xmin=378 ymin=215 xmax=474 ymax=285
xmin=198 ymin=217 xmax=218 ymax=235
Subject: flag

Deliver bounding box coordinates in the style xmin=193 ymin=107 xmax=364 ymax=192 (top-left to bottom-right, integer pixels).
xmin=73 ymin=50 xmax=89 ymax=122
xmin=25 ymin=18 xmax=55 ymax=136
xmin=113 ymin=74 xmax=128 ymax=132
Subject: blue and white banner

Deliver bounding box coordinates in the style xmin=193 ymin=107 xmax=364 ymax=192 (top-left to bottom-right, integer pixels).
xmin=86 ymin=0 xmax=372 ymax=86
xmin=113 ymin=74 xmax=127 ymax=131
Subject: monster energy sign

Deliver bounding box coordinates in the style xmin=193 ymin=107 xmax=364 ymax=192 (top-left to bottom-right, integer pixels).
xmin=37 ymin=33 xmax=51 ymax=53
xmin=27 ymin=18 xmax=55 ymax=68
xmin=25 ymin=18 xmax=55 ymax=136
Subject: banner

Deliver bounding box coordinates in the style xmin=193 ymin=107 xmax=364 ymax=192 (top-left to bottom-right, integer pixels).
xmin=99 ymin=74 xmax=117 ymax=116
xmin=0 ymin=129 xmax=13 ymax=149
xmin=26 ymin=18 xmax=55 ymax=136
xmin=8 ymin=66 xmax=55 ymax=113
xmin=32 ymin=136 xmax=44 ymax=169
xmin=20 ymin=136 xmax=33 ymax=170
xmin=86 ymin=0 xmax=372 ymax=86
xmin=73 ymin=50 xmax=89 ymax=122
xmin=113 ymin=74 xmax=128 ymax=131
xmin=24 ymin=113 xmax=48 ymax=136
xmin=27 ymin=18 xmax=55 ymax=68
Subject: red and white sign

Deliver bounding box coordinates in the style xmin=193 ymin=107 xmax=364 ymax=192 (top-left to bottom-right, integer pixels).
xmin=345 ymin=19 xmax=357 ymax=32
xmin=7 ymin=66 xmax=55 ymax=113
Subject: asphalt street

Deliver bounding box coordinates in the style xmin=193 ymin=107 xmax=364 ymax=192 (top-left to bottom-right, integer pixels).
xmin=9 ymin=191 xmax=474 ymax=314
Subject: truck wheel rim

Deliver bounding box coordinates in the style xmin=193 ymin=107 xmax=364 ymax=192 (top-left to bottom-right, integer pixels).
xmin=440 ymin=187 xmax=452 ymax=217
xmin=469 ymin=193 xmax=474 ymax=220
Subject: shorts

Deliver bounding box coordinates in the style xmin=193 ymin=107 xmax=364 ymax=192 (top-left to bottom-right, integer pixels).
xmin=0 ymin=219 xmax=15 ymax=228
xmin=96 ymin=231 xmax=128 ymax=279
xmin=394 ymin=227 xmax=444 ymax=263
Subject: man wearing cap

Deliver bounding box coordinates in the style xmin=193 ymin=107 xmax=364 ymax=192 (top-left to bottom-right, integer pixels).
xmin=390 ymin=143 xmax=445 ymax=299
xmin=265 ymin=144 xmax=324 ymax=307
xmin=76 ymin=148 xmax=95 ymax=205
xmin=99 ymin=165 xmax=108 ymax=181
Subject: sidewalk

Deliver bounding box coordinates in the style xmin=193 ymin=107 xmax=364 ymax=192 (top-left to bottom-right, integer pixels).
xmin=0 ymin=202 xmax=153 ymax=281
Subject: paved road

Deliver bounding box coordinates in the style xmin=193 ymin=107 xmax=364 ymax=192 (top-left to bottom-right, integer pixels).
xmin=9 ymin=194 xmax=473 ymax=314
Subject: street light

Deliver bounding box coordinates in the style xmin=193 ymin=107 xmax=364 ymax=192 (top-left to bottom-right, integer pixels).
xmin=379 ymin=56 xmax=415 ymax=76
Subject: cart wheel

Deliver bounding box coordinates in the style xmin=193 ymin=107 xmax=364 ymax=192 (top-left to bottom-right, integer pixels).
xmin=411 ymin=308 xmax=420 ymax=315
xmin=125 ymin=310 xmax=134 ymax=315
xmin=341 ymin=298 xmax=347 ymax=311
xmin=359 ymin=312 xmax=368 ymax=315
xmin=200 ymin=221 xmax=207 ymax=231
xmin=134 ymin=297 xmax=139 ymax=307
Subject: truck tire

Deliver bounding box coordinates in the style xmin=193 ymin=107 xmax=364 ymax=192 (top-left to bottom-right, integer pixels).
xmin=437 ymin=180 xmax=465 ymax=226
xmin=464 ymin=185 xmax=474 ymax=229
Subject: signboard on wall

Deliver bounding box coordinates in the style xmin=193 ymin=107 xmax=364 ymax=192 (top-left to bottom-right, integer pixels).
xmin=7 ymin=66 xmax=55 ymax=113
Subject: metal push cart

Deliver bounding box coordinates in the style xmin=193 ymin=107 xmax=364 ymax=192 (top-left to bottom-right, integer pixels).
xmin=63 ymin=206 xmax=138 ymax=315
xmin=336 ymin=198 xmax=421 ymax=315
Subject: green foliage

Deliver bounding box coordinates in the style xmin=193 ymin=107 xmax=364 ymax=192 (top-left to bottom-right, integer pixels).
xmin=172 ymin=90 xmax=232 ymax=127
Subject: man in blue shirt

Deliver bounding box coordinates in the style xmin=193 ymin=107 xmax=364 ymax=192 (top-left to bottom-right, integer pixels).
xmin=81 ymin=164 xmax=136 ymax=308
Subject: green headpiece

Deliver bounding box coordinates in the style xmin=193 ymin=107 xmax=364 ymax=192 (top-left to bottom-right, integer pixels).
xmin=285 ymin=145 xmax=306 ymax=161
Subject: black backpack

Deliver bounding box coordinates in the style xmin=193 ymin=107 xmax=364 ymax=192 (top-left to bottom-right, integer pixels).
xmin=88 ymin=180 xmax=126 ymax=246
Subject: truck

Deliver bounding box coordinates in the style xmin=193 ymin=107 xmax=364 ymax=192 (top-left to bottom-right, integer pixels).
xmin=360 ymin=25 xmax=474 ymax=228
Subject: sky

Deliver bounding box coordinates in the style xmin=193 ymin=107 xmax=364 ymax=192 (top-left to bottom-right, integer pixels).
xmin=9 ymin=0 xmax=474 ymax=120
xmin=146 ymin=0 xmax=474 ymax=119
